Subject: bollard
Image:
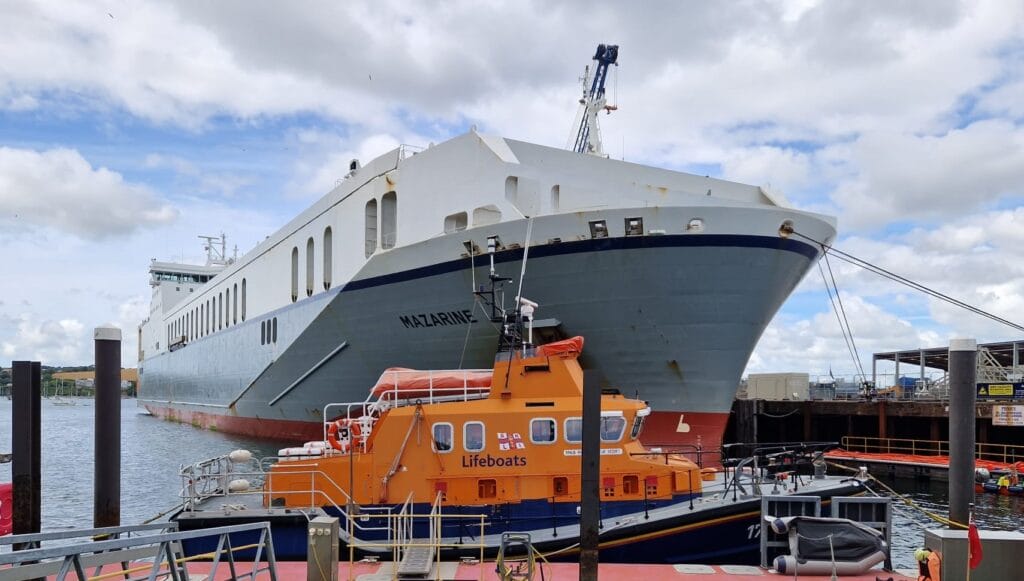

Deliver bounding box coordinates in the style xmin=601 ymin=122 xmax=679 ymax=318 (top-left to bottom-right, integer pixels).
xmin=11 ymin=361 xmax=41 ymax=550
xmin=579 ymin=377 xmax=600 ymax=580
xmin=94 ymin=326 xmax=122 ymax=529
xmin=947 ymin=338 xmax=976 ymax=528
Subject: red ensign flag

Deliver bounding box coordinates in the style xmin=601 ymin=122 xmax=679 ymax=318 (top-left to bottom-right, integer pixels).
xmin=968 ymin=514 xmax=983 ymax=569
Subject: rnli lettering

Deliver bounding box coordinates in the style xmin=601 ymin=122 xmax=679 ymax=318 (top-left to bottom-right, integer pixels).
xmin=461 ymin=454 xmax=527 ymax=468
xmin=399 ymin=309 xmax=478 ymax=329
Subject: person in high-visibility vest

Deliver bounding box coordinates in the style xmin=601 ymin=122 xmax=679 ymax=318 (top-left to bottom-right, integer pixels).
xmin=916 ymin=547 xmax=942 ymax=581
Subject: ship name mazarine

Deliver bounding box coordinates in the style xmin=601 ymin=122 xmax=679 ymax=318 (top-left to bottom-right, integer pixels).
xmin=399 ymin=310 xmax=480 ymax=329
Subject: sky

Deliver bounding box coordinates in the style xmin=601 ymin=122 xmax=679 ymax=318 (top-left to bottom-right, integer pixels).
xmin=1 ymin=0 xmax=1023 ymax=384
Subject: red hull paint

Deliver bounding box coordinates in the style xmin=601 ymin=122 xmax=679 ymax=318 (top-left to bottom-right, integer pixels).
xmin=145 ymin=405 xmax=730 ymax=453
xmin=639 ymin=410 xmax=730 ymax=458
xmin=143 ymin=405 xmax=323 ymax=442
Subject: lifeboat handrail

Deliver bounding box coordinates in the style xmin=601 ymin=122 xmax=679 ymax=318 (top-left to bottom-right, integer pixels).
xmin=321 ymin=368 xmax=493 ymax=448
xmin=180 ymin=455 xmax=400 ymax=538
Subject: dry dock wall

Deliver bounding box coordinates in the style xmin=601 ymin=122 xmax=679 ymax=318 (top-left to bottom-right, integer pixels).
xmin=725 ymin=399 xmax=1022 ymax=446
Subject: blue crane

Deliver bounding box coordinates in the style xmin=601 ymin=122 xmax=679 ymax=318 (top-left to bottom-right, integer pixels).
xmin=571 ymin=44 xmax=619 ymax=155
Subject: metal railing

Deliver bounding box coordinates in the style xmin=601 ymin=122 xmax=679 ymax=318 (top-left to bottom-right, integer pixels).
xmin=179 ymin=456 xmax=401 ymax=541
xmin=841 ymin=436 xmax=1024 ymax=464
xmin=344 ymin=492 xmax=487 ymax=581
xmin=0 ymin=522 xmax=276 ymax=581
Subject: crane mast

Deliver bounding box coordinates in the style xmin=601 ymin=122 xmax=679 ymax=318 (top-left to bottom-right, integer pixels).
xmin=571 ymin=44 xmax=619 ymax=156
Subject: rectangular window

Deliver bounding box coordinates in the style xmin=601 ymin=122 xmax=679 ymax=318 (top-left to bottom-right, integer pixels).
xmin=624 ymin=217 xmax=644 ymax=236
xmin=444 ymin=211 xmax=468 ymax=233
xmin=623 ymin=475 xmax=640 ymax=495
xmin=602 ymin=477 xmax=616 ymax=498
xmin=272 ymin=317 xmax=278 ymax=343
xmin=645 ymin=475 xmax=658 ymax=496
xmin=464 ymin=421 xmax=484 ymax=452
xmin=588 ymin=220 xmax=608 ymax=239
xmin=600 ymin=415 xmax=626 ymax=442
xmin=530 ymin=418 xmax=556 ymax=444
xmin=261 ymin=321 xmax=266 ymax=345
xmin=478 ymin=478 xmax=497 ymax=499
xmin=553 ymin=476 xmax=568 ymax=497
xmin=564 ymin=417 xmax=582 ymax=443
xmin=631 ymin=414 xmax=645 ymax=439
xmin=432 ymin=423 xmax=453 ymax=453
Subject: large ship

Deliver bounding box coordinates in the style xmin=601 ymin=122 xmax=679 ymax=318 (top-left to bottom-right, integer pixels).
xmin=137 ymin=46 xmax=836 ymax=453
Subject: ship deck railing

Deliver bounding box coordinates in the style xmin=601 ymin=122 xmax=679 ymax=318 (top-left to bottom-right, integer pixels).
xmin=840 ymin=436 xmax=1024 ymax=464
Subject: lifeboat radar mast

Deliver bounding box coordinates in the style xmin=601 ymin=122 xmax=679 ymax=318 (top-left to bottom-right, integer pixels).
xmin=473 ymin=235 xmax=538 ymax=357
xmin=570 ymin=43 xmax=619 ymax=157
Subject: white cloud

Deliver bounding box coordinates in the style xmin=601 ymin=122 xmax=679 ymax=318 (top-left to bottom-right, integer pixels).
xmin=144 ymin=153 xmax=252 ymax=198
xmin=831 ymin=120 xmax=1024 ymax=228
xmin=0 ymin=147 xmax=178 ymax=239
xmin=0 ymin=314 xmax=87 ymax=364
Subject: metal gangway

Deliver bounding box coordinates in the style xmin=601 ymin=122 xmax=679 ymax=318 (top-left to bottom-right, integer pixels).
xmin=0 ymin=521 xmax=277 ymax=581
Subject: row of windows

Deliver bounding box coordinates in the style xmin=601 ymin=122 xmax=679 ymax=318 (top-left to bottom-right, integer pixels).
xmin=260 ymin=317 xmax=278 ymax=345
xmin=166 ymin=279 xmax=247 ymax=346
xmin=431 ymin=416 xmax=627 ymax=453
xmin=153 ymin=271 xmax=212 ymax=284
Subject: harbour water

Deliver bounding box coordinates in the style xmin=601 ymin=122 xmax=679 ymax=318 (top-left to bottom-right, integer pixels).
xmin=1 ymin=397 xmax=1020 ymax=569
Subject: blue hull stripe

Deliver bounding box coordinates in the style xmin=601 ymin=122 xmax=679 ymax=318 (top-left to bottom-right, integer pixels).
xmin=342 ymin=234 xmax=818 ymax=293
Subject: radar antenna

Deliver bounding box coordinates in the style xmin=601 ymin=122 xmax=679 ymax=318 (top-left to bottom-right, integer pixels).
xmin=198 ymin=233 xmax=233 ymax=266
xmin=570 ymin=44 xmax=619 ymax=156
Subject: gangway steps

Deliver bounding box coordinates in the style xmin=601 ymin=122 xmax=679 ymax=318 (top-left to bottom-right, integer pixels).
xmin=395 ymin=545 xmax=436 ymax=578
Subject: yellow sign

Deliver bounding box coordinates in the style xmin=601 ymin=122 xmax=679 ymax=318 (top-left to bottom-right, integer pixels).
xmin=993 ymin=405 xmax=1024 ymax=427
xmin=988 ymin=384 xmax=1014 ymax=396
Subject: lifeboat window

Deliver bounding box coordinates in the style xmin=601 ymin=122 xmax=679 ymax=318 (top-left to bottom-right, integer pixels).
xmin=623 ymin=475 xmax=640 ymax=495
xmin=645 ymin=475 xmax=658 ymax=496
xmin=272 ymin=317 xmax=278 ymax=343
xmin=233 ymin=283 xmax=238 ymax=324
xmin=564 ymin=417 xmax=582 ymax=444
xmin=432 ymin=423 xmax=453 ymax=453
xmin=478 ymin=478 xmax=497 ymax=499
xmin=241 ymin=278 xmax=247 ymax=321
xmin=260 ymin=321 xmax=266 ymax=345
xmin=600 ymin=416 xmax=626 ymax=442
xmin=630 ymin=415 xmax=644 ymax=439
xmin=464 ymin=421 xmax=484 ymax=452
xmin=444 ymin=212 xmax=468 ymax=233
xmin=553 ymin=476 xmax=568 ymax=497
xmin=530 ymin=418 xmax=556 ymax=444
xmin=602 ymin=476 xmax=615 ymax=498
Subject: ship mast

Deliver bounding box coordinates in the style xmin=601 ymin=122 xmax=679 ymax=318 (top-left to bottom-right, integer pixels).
xmin=570 ymin=44 xmax=619 ymax=156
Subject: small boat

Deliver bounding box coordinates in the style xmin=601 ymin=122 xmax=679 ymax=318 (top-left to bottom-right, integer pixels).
xmin=175 ymin=316 xmax=865 ymax=564
xmin=975 ymin=467 xmax=1024 ymax=496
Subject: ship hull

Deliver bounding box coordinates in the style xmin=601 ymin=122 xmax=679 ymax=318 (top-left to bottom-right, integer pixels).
xmin=141 ymin=209 xmax=826 ymax=452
